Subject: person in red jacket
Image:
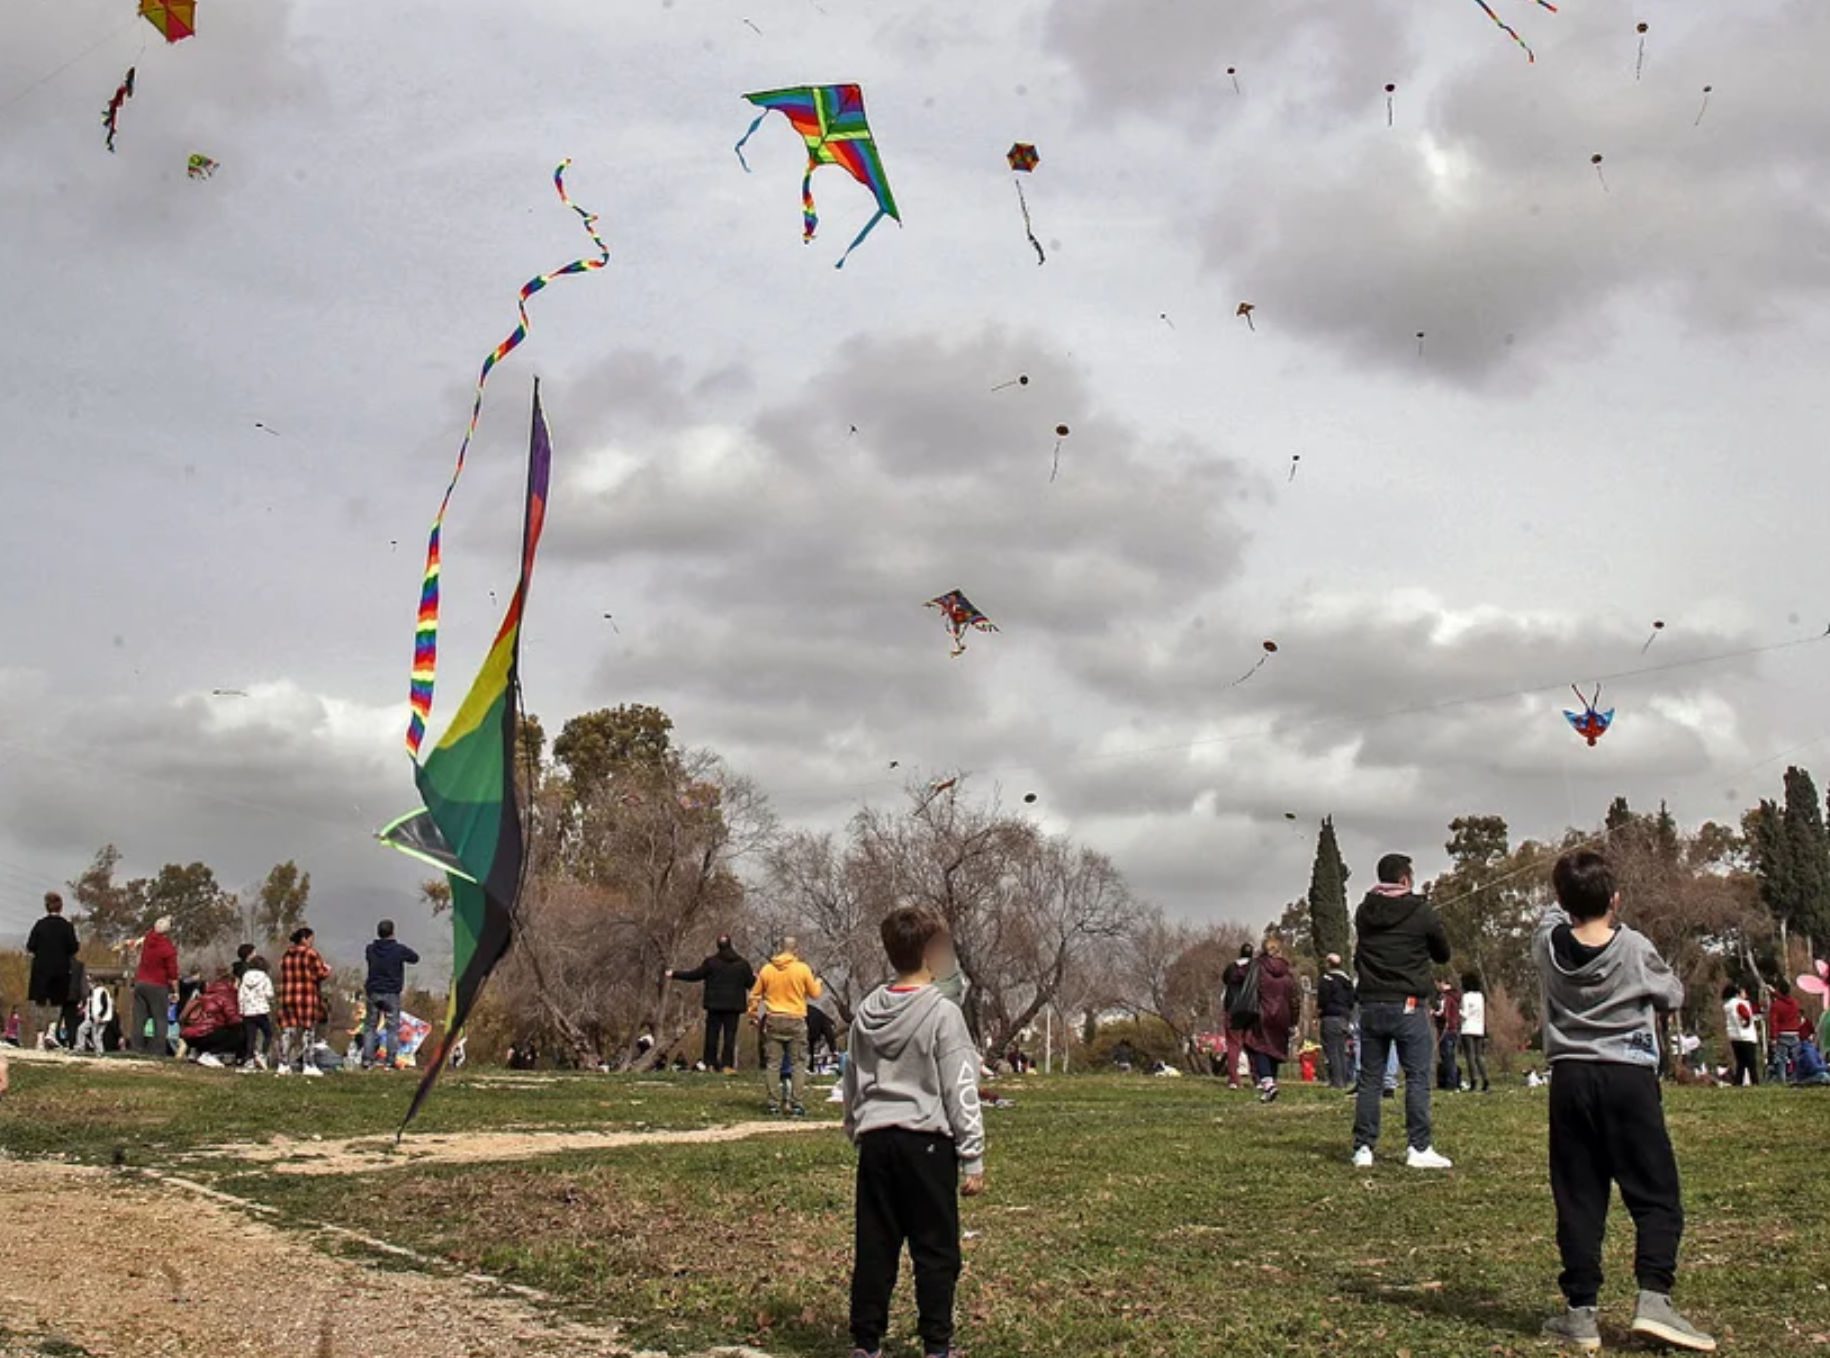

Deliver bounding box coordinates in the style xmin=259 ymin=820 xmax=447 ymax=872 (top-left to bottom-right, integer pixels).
xmin=179 ymin=970 xmax=244 ymax=1068
xmin=1768 ymin=980 xmax=1809 ymax=1083
xmin=132 ymin=917 xmax=180 ymax=1057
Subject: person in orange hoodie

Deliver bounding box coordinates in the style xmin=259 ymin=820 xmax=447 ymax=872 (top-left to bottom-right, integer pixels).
xmin=749 ymin=936 xmax=823 ymax=1116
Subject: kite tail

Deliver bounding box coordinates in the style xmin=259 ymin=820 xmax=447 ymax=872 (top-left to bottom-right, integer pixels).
xmin=1472 ymin=0 xmax=1536 ymax=62
xmin=732 ymin=109 xmax=770 ymax=173
xmin=833 ymin=206 xmax=888 ymax=270
xmin=405 ymin=159 xmax=610 ymax=759
xmin=800 ymin=165 xmax=819 ymax=243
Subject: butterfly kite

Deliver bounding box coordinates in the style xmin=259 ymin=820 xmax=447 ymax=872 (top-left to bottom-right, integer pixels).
xmin=734 ymin=84 xmax=900 ymax=269
xmin=1564 ymin=685 xmax=1614 ymax=746
xmin=927 ymin=590 xmax=998 ymax=657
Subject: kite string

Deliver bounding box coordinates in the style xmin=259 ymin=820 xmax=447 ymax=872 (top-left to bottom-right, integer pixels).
xmin=407 ymin=160 xmax=610 ymax=758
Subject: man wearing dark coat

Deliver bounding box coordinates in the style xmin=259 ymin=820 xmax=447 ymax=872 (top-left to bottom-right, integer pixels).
xmin=666 ymin=934 xmax=757 ymax=1073
xmin=25 ymin=892 xmax=79 ymax=1045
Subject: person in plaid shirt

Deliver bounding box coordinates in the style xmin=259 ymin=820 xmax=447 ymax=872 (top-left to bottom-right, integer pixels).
xmin=277 ymin=927 xmax=332 ymax=1077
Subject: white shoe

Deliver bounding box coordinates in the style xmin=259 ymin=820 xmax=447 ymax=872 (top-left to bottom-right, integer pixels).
xmin=254 ymin=1053 xmax=268 ymax=1071
xmin=1352 ymin=1146 xmax=1374 ymax=1169
xmin=197 ymin=1053 xmax=225 ymax=1069
xmin=301 ymin=1065 xmax=324 ymax=1078
xmin=275 ymin=1065 xmax=292 ymax=1077
xmin=1405 ymin=1145 xmax=1453 ymax=1170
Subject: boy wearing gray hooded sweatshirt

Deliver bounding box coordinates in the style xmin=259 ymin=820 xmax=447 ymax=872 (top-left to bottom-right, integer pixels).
xmin=842 ymin=906 xmax=985 ymax=1358
xmin=1535 ymin=850 xmax=1715 ymax=1354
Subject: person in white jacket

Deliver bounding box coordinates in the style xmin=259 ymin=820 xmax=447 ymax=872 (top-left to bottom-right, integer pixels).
xmin=237 ymin=957 xmax=276 ymax=1070
xmin=74 ymin=980 xmax=114 ymax=1055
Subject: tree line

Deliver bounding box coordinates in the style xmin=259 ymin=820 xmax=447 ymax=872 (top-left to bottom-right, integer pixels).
xmin=34 ymin=701 xmax=1830 ymax=1068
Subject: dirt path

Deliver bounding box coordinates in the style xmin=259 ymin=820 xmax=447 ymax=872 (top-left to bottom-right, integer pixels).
xmin=0 ymin=1161 xmax=646 ymax=1358
xmin=196 ymin=1118 xmax=834 ymax=1176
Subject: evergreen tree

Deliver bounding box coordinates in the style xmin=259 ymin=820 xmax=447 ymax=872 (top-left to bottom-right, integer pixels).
xmin=1781 ymin=767 xmax=1830 ymax=946
xmin=1307 ymin=817 xmax=1352 ymax=962
xmin=252 ymin=861 xmax=311 ymax=944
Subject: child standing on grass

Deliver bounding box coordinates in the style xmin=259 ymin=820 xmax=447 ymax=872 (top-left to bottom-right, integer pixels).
xmin=842 ymin=906 xmax=985 ymax=1358
xmin=1535 ymin=850 xmax=1715 ymax=1353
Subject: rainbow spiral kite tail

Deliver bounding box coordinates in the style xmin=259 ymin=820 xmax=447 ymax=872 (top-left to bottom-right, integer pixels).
xmin=407 ymin=159 xmax=610 ymax=758
xmin=1472 ymin=0 xmax=1541 ymax=62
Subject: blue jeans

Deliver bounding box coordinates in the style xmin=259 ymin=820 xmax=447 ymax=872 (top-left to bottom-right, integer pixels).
xmin=1354 ymin=1002 xmax=1435 ymax=1152
xmin=360 ymin=992 xmax=401 ymax=1067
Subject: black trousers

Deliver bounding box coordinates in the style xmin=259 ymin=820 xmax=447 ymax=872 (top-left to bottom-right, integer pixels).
xmin=851 ymin=1129 xmax=961 ymax=1353
xmin=1730 ymin=1039 xmax=1760 ymax=1086
xmin=1548 ymin=1062 xmax=1684 ymax=1307
xmin=702 ymin=1010 xmax=740 ymax=1070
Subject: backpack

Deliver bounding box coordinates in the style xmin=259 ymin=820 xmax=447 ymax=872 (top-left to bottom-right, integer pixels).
xmin=1228 ymin=959 xmax=1262 ymax=1031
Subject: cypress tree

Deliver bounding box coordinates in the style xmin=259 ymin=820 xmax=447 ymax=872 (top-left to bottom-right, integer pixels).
xmin=1308 ymin=816 xmax=1352 ymax=961
xmin=1782 ymin=767 xmax=1830 ymax=946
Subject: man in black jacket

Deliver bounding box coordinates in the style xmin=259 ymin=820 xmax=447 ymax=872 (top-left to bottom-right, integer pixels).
xmin=1350 ymin=854 xmax=1453 ymax=1171
xmin=667 ymin=935 xmax=756 ymax=1073
xmin=25 ymin=892 xmax=79 ymax=1047
xmin=1317 ymin=953 xmax=1357 ymax=1090
xmin=359 ymin=919 xmax=420 ymax=1069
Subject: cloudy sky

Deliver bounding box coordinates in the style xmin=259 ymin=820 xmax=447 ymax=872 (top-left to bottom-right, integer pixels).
xmin=4 ymin=0 xmax=1828 ymax=965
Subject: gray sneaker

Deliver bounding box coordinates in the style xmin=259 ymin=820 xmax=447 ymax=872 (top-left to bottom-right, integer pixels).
xmin=1631 ymin=1292 xmax=1716 ymax=1352
xmin=1540 ymin=1305 xmax=1601 ymax=1352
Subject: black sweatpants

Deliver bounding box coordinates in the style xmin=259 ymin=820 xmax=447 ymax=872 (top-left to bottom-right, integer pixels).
xmin=1548 ymin=1062 xmax=1684 ymax=1307
xmin=702 ymin=1010 xmax=740 ymax=1070
xmin=851 ymin=1128 xmax=962 ymax=1354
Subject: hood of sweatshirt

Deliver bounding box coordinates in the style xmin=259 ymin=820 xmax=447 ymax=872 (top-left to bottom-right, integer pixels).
xmin=853 ymin=982 xmax=948 ymax=1063
xmin=769 ymin=951 xmax=799 ymax=969
xmin=1548 ymin=924 xmax=1623 ymax=985
xmin=1357 ymin=888 xmax=1426 ymax=932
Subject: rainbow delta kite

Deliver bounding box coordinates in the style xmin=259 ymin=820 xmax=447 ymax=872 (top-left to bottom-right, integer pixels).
xmin=734 ymin=84 xmax=899 ymax=268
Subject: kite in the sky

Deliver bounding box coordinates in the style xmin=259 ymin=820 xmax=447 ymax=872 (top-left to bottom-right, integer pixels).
xmin=139 ymin=0 xmax=197 ymax=43
xmin=1006 ymin=144 xmax=1045 ymax=265
xmin=406 ymin=161 xmax=609 ymax=758
xmin=734 ymin=84 xmax=899 ymax=269
xmin=1564 ymin=685 xmax=1615 ymax=746
xmin=1695 ymin=85 xmax=1714 ymax=126
xmin=1237 ymin=302 xmax=1256 ymax=332
xmin=102 ymin=67 xmax=134 ymax=152
xmin=381 ymin=384 xmax=553 ymax=1133
xmin=1416 ymin=330 xmax=1427 ymax=357
xmin=1471 ymin=0 xmax=1553 ymax=63
xmin=1384 ymin=82 xmax=1397 ymax=127
xmin=186 ymin=153 xmax=217 ymax=180
xmin=1226 ymin=66 xmax=1241 ymax=95
xmin=1288 ymin=454 xmax=1301 ymax=483
xmin=1232 ymin=639 xmax=1279 ymax=686
xmin=1640 ymin=619 xmax=1665 ymax=654
xmin=1634 ymin=21 xmax=1649 ymax=81
xmin=1591 ymin=153 xmax=1608 ymax=192
xmin=927 ymin=590 xmax=998 ymax=657
xmin=991 ymin=374 xmax=1030 ymax=391
xmin=1051 ymin=424 xmax=1070 ymax=481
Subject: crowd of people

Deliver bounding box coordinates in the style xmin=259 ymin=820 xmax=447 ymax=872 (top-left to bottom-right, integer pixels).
xmin=10 ymin=893 xmax=423 ymax=1076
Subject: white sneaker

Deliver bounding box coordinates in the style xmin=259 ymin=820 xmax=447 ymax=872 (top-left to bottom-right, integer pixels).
xmin=197 ymin=1053 xmax=224 ymax=1069
xmin=1405 ymin=1145 xmax=1453 ymax=1170
xmin=275 ymin=1065 xmax=292 ymax=1077
xmin=301 ymin=1065 xmax=324 ymax=1078
xmin=254 ymin=1053 xmax=268 ymax=1071
xmin=1352 ymin=1146 xmax=1374 ymax=1169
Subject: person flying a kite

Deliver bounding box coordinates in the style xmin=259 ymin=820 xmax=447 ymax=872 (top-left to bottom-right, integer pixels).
xmin=734 ymin=84 xmax=899 ymax=269
xmin=927 ymin=590 xmax=998 ymax=657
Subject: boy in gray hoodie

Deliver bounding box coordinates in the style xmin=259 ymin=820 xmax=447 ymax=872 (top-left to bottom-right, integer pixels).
xmin=841 ymin=906 xmax=985 ymax=1358
xmin=1535 ymin=850 xmax=1715 ymax=1353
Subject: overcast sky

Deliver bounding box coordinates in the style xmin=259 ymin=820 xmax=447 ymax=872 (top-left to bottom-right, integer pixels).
xmin=4 ymin=0 xmax=1828 ymax=967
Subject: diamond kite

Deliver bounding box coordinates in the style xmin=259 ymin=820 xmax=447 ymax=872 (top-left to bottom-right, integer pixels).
xmin=139 ymin=0 xmax=196 ymax=43
xmin=734 ymin=84 xmax=900 ymax=269
xmin=1564 ymin=685 xmax=1614 ymax=746
xmin=927 ymin=590 xmax=998 ymax=658
xmin=1237 ymin=301 xmax=1256 ymax=332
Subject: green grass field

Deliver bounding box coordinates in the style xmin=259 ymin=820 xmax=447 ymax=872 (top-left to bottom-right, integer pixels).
xmin=4 ymin=1061 xmax=1825 ymax=1356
